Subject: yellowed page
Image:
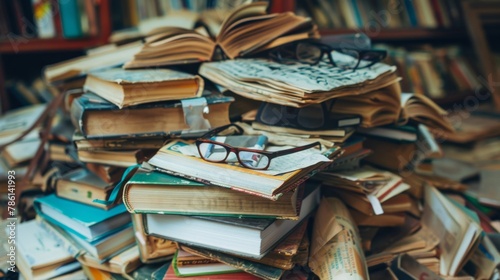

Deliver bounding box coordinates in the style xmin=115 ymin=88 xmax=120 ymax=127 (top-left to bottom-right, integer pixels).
xmin=309 ymin=197 xmax=368 ymax=280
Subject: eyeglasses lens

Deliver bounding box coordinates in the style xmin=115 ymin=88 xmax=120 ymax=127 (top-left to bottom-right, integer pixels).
xmin=238 ymin=151 xmax=269 ymax=169
xmin=198 ymin=142 xmax=229 ymax=162
xmin=296 ymin=43 xmax=322 ymax=64
xmin=331 ymin=49 xmax=360 ymax=69
xmin=297 ymin=104 xmax=325 ymax=129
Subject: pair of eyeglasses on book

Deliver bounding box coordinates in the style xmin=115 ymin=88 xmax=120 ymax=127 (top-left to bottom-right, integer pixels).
xmin=268 ymin=40 xmax=387 ymax=71
xmin=196 ymin=124 xmax=321 ymax=170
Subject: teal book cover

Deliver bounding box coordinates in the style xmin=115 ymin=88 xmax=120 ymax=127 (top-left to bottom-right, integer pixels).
xmin=59 ymin=0 xmax=83 ymax=38
xmin=34 ymin=194 xmax=131 ymax=242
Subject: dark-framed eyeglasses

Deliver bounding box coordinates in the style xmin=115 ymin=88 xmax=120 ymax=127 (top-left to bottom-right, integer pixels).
xmin=269 ymin=40 xmax=387 ymax=71
xmin=195 ymin=123 xmax=322 ymax=170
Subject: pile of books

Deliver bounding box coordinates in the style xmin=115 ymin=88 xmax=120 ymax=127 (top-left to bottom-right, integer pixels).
xmin=4 ymin=2 xmax=500 ymax=280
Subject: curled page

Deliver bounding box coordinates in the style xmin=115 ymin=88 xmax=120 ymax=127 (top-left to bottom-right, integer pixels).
xmin=309 ymin=197 xmax=368 ymax=280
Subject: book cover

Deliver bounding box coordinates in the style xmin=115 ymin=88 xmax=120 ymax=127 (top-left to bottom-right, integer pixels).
xmin=84 ymin=68 xmax=205 ymax=108
xmin=34 ymin=194 xmax=131 ymax=241
xmin=123 ymin=167 xmax=304 ymax=219
xmin=70 ymin=92 xmax=233 ymax=139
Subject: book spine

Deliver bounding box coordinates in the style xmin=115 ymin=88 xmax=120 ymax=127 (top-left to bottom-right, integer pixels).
xmin=58 ymin=0 xmax=83 ymax=38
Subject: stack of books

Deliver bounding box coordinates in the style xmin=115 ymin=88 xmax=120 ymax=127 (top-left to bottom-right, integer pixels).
xmin=8 ymin=2 xmax=500 ymax=279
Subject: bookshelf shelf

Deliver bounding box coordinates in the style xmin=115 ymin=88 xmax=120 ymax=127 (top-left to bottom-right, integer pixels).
xmin=0 ymin=37 xmax=109 ymax=54
xmin=319 ymin=27 xmax=468 ymax=41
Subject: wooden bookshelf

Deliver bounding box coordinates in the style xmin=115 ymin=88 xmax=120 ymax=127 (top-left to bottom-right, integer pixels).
xmin=0 ymin=0 xmax=111 ymax=54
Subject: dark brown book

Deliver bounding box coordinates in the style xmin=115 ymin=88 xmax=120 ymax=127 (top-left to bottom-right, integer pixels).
xmin=350 ymin=209 xmax=406 ymax=227
xmin=70 ymin=92 xmax=233 ymax=139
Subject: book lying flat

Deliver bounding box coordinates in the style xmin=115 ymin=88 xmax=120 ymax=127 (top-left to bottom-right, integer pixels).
xmin=34 ymin=194 xmax=131 ymax=242
xmin=55 ymin=168 xmax=115 ymax=209
xmin=70 ymin=92 xmax=233 ymax=139
xmin=199 ymin=57 xmax=398 ymax=108
xmin=84 ymin=68 xmax=204 ymax=108
xmin=179 ymin=245 xmax=284 ymax=280
xmin=143 ymin=184 xmax=320 ymax=259
xmin=123 ymin=169 xmax=304 ymax=219
xmin=43 ymin=41 xmax=143 ymax=84
xmin=124 ymin=2 xmax=318 ymax=68
xmin=148 ymin=140 xmax=341 ymax=200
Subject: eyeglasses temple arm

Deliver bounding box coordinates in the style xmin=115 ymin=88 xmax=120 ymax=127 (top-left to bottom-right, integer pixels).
xmin=273 ymin=141 xmax=322 ymax=157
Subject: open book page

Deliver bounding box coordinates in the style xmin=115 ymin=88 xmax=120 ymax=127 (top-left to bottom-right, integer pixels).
xmin=422 ymin=185 xmax=481 ymax=276
xmin=201 ymin=57 xmax=396 ymax=93
xmin=401 ymin=93 xmax=453 ymax=132
xmin=309 ymin=197 xmax=368 ymax=280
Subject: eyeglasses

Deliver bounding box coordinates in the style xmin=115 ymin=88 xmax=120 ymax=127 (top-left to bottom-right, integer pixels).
xmin=269 ymin=40 xmax=387 ymax=71
xmin=196 ymin=124 xmax=321 ymax=170
xmin=255 ymin=101 xmax=338 ymax=131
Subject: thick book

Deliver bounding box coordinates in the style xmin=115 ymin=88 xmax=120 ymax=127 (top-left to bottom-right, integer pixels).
xmin=74 ymin=132 xmax=167 ymax=151
xmin=148 ymin=140 xmax=341 ymax=200
xmin=124 ymin=2 xmax=318 ymax=68
xmin=357 ymin=125 xmax=418 ymax=142
xmin=55 ymin=168 xmax=115 ymax=209
xmin=199 ymin=57 xmax=398 ymax=108
xmin=84 ymin=68 xmax=204 ymax=108
xmin=70 ymin=92 xmax=233 ymax=139
xmin=143 ymin=184 xmax=320 ymax=259
xmin=123 ymin=169 xmax=303 ymax=219
xmin=34 ymin=194 xmax=131 ymax=242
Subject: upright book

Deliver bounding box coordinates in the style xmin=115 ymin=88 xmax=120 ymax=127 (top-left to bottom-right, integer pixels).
xmin=84 ymin=68 xmax=204 ymax=108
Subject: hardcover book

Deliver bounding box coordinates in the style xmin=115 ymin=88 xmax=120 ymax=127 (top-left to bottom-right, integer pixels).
xmin=34 ymin=194 xmax=131 ymax=242
xmin=70 ymin=92 xmax=233 ymax=139
xmin=55 ymin=168 xmax=115 ymax=209
xmin=142 ymin=184 xmax=320 ymax=259
xmin=84 ymin=68 xmax=204 ymax=108
xmin=123 ymin=168 xmax=303 ymax=219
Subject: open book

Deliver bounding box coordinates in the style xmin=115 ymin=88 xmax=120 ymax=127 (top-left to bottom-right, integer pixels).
xmin=124 ymin=2 xmax=318 ymax=69
xmin=331 ymin=82 xmax=454 ymax=132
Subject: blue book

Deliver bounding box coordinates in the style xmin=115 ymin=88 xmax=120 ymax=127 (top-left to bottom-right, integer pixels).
xmin=34 ymin=194 xmax=131 ymax=242
xmin=59 ymin=0 xmax=83 ymax=38
xmin=404 ymin=0 xmax=418 ymax=26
